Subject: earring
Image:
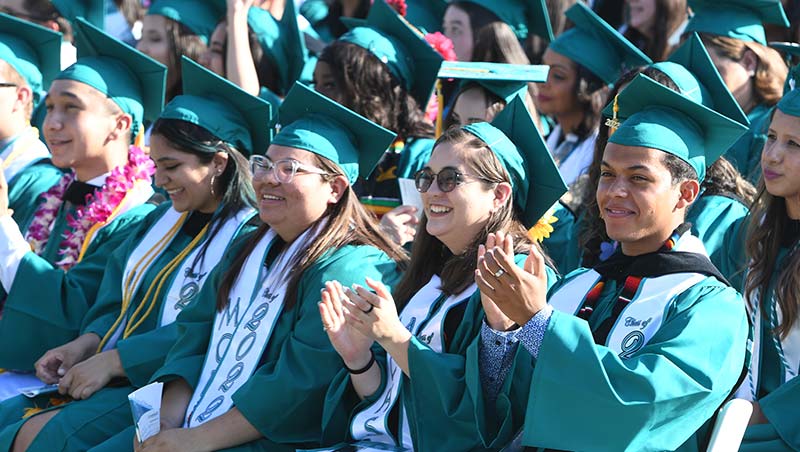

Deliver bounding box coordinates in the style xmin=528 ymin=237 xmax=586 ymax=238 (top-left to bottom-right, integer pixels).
xmin=210 ymin=174 xmax=216 ymax=197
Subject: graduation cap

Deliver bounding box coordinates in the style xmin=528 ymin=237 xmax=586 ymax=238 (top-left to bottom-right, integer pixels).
xmin=454 ymin=0 xmax=554 ymax=41
xmin=273 ymin=82 xmax=397 ymax=183
xmin=57 ymin=18 xmax=167 ymax=139
xmin=462 ymin=96 xmax=567 ymax=227
xmin=146 ymin=0 xmax=226 ymax=44
xmin=52 ymin=0 xmax=105 ymax=30
xmin=158 ymin=57 xmax=272 ymax=156
xmin=0 ymin=13 xmax=61 ymax=95
xmin=653 ymin=32 xmax=749 ymax=125
xmin=248 ymin=0 xmax=310 ymax=95
xmin=549 ymin=2 xmax=651 ymax=85
xmin=604 ymin=74 xmax=748 ymax=182
xmin=776 ymin=84 xmax=800 ymax=115
xmin=339 ymin=0 xmax=443 ymax=108
xmin=769 ymin=41 xmax=800 ymax=93
xmin=685 ymin=0 xmax=789 ymax=46
xmin=438 ymin=60 xmax=549 ymax=102
xmin=405 ymin=0 xmax=447 ymax=33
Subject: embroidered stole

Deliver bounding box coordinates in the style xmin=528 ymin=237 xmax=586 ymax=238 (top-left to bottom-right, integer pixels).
xmin=103 ymin=207 xmax=254 ymax=350
xmin=184 ymin=222 xmax=323 ymax=428
xmin=349 ymin=276 xmax=477 ymax=451
xmin=736 ymin=288 xmax=800 ymax=400
xmin=549 ymin=233 xmax=709 ymax=357
xmin=0 ymin=127 xmax=49 ymax=183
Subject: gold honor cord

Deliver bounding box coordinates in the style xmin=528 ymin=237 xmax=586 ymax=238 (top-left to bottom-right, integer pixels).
xmin=123 ymin=222 xmax=210 ymax=337
xmin=96 ymin=212 xmax=189 ymax=353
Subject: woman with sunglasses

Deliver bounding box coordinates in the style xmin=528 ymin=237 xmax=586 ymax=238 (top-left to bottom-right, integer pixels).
xmin=0 ymin=58 xmax=263 ymax=452
xmin=319 ymin=97 xmax=566 ymax=451
xmin=127 ymin=83 xmax=406 ymax=452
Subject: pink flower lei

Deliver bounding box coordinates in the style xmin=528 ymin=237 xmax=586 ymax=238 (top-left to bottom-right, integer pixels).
xmin=25 ymin=145 xmax=155 ymax=271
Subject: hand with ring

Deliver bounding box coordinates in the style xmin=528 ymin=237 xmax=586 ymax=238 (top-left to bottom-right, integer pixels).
xmin=340 ymin=277 xmax=407 ymax=346
xmin=475 ymin=231 xmax=549 ymax=327
xmin=319 ymin=281 xmax=375 ymax=372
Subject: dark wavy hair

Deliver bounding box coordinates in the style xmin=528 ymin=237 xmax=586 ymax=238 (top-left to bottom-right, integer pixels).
xmin=392 ymin=127 xmax=553 ymax=309
xmin=162 ymin=18 xmax=208 ymax=102
xmin=217 ymin=152 xmax=409 ymax=312
xmin=150 ymin=118 xmax=256 ymax=269
xmin=622 ymin=0 xmax=687 ymax=61
xmin=317 ymin=40 xmax=434 ymax=140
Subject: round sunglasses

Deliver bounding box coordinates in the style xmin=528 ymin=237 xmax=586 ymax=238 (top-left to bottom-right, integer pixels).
xmin=414 ymin=167 xmax=493 ymax=193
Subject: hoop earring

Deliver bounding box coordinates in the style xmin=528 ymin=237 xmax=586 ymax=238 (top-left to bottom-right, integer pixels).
xmin=210 ymin=174 xmax=216 ymax=197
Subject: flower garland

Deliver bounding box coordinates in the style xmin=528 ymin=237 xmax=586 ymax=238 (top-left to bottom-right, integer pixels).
xmin=24 ymin=145 xmax=155 ymax=271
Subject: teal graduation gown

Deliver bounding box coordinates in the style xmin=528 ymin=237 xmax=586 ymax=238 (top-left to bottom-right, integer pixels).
xmin=7 ymin=162 xmax=63 ymax=231
xmin=322 ymin=255 xmax=558 ymax=452
xmin=686 ymin=193 xmax=749 ymax=272
xmin=468 ymin=256 xmax=749 ymax=451
xmin=146 ymin=236 xmax=401 ymax=451
xmin=0 ymin=194 xmax=155 ymax=370
xmin=0 ymin=204 xmax=256 ymax=452
xmin=724 ymin=103 xmax=772 ymax=184
xmin=739 ymin=246 xmax=800 ymax=452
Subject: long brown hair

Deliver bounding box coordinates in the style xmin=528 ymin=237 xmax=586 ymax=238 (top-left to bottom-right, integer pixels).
xmin=745 ymin=181 xmax=800 ymax=339
xmin=392 ymin=127 xmax=553 ymax=309
xmin=217 ymin=153 xmax=409 ymax=311
xmin=318 ymin=41 xmax=434 ymax=140
xmin=163 ymin=18 xmax=208 ymax=102
xmin=700 ymin=33 xmax=787 ymax=108
xmin=623 ymin=0 xmax=687 ymax=61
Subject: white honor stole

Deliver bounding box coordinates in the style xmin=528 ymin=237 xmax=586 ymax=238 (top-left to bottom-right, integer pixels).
xmin=548 ymin=233 xmax=708 ymax=357
xmin=349 ymin=276 xmax=477 ymax=450
xmin=1 ymin=127 xmax=50 ymax=183
xmin=104 ymin=207 xmax=255 ymax=351
xmin=184 ymin=222 xmax=323 ymax=428
xmin=736 ymin=287 xmax=800 ymax=401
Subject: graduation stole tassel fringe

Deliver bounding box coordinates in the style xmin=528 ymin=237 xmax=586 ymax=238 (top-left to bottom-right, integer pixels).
xmin=96 ymin=213 xmax=188 ymax=352
xmin=122 ymin=222 xmax=210 ymax=338
xmin=435 ymin=79 xmax=444 ymax=138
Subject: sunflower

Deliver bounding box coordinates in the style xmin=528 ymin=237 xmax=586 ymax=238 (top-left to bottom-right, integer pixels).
xmin=527 ymin=209 xmax=559 ymax=243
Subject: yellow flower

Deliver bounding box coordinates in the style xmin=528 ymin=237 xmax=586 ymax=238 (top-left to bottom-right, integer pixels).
xmin=22 ymin=406 xmax=44 ymax=419
xmin=527 ymin=209 xmax=559 ymax=243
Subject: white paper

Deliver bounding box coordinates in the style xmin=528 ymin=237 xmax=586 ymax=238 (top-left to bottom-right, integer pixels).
xmin=397 ymin=178 xmax=424 ymax=219
xmin=128 ymin=381 xmax=163 ymax=443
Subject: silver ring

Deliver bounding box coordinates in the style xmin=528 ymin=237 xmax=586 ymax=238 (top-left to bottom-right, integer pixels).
xmin=363 ymin=304 xmax=375 ymax=314
xmin=493 ymin=268 xmax=505 ymax=278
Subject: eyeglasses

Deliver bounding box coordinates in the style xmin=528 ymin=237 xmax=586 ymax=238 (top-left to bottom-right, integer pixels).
xmin=414 ymin=167 xmax=493 ymax=193
xmin=249 ymin=155 xmax=330 ymax=183
xmin=0 ymin=83 xmax=17 ymax=88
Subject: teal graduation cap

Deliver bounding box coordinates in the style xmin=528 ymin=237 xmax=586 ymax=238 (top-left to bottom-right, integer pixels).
xmin=549 ymin=2 xmax=651 ymax=85
xmin=0 ymin=13 xmax=61 ymax=95
xmin=685 ymin=0 xmax=789 ymax=46
xmin=438 ymin=60 xmax=549 ymax=102
xmin=248 ymin=0 xmax=310 ymax=95
xmin=339 ymin=0 xmax=443 ymax=108
xmin=159 ymin=57 xmax=272 ymax=156
xmin=769 ymin=41 xmax=800 ymax=92
xmin=462 ymin=96 xmax=567 ymax=227
xmin=57 ymin=18 xmax=167 ymax=140
xmin=653 ymin=32 xmax=749 ymax=126
xmin=604 ymin=74 xmax=748 ymax=182
xmin=405 ymin=0 xmax=447 ymax=33
xmin=52 ymin=0 xmax=105 ymax=30
xmin=273 ymin=82 xmax=397 ymax=183
xmin=776 ymin=85 xmax=800 ymax=116
xmin=455 ymin=0 xmax=554 ymax=41
xmin=146 ymin=0 xmax=226 ymax=43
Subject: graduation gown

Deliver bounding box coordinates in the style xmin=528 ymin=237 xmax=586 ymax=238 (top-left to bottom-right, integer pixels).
xmin=1 ymin=127 xmax=63 ymax=229
xmin=686 ymin=193 xmax=749 ymax=273
xmin=321 ymin=256 xmax=558 ymax=452
xmin=724 ymin=103 xmax=772 ymax=184
xmin=738 ymin=243 xmax=800 ymax=451
xmin=0 ymin=176 xmax=155 ymax=370
xmin=0 ymin=204 xmax=256 ymax=452
xmin=542 ymin=201 xmax=579 ymax=275
xmin=469 ymin=231 xmax=749 ymax=452
xmin=143 ymin=232 xmax=401 ymax=452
